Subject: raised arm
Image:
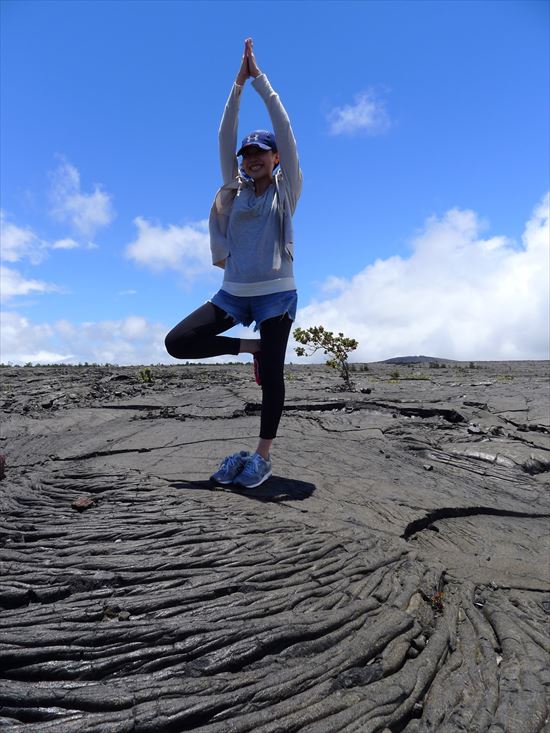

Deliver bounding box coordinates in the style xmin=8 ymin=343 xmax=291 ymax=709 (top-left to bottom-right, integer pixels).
xmin=218 ymin=41 xmax=250 ymax=184
xmin=246 ymin=40 xmax=302 ymax=212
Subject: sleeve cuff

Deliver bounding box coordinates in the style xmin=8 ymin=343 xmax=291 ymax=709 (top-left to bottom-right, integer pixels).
xmin=251 ymin=73 xmax=271 ymax=97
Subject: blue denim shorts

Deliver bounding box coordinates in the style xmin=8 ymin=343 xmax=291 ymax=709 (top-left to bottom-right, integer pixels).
xmin=210 ymin=289 xmax=298 ymax=332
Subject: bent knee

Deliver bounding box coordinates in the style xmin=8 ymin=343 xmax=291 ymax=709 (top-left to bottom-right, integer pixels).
xmin=165 ymin=330 xmax=194 ymax=359
xmin=164 ymin=332 xmax=177 ymax=357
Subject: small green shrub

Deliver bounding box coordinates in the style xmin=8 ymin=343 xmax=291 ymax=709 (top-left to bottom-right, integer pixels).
xmin=293 ymin=325 xmax=358 ymax=391
xmin=138 ymin=367 xmax=153 ymax=383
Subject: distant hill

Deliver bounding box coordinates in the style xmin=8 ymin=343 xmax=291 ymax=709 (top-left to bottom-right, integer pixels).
xmin=380 ymin=355 xmax=458 ymax=365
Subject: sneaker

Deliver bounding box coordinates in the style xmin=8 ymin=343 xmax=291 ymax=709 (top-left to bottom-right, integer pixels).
xmin=253 ymin=352 xmax=262 ymax=386
xmin=234 ymin=452 xmax=272 ymax=489
xmin=210 ymin=451 xmax=251 ymax=484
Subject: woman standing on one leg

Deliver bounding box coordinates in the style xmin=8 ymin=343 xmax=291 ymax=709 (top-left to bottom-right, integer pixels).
xmin=165 ymin=38 xmax=302 ymax=488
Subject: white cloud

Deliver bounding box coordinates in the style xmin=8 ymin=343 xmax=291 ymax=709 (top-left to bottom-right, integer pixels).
xmin=49 ymin=159 xmax=115 ymax=237
xmin=52 ymin=238 xmax=79 ymax=250
xmin=319 ymin=275 xmax=349 ymax=294
xmin=0 ymin=265 xmax=60 ymax=303
xmin=2 ymin=212 xmax=94 ymax=262
xmin=125 ymin=217 xmax=212 ymax=279
xmin=3 ymin=195 xmax=547 ymax=366
xmin=294 ymin=193 xmax=550 ymax=362
xmin=327 ymin=89 xmax=391 ymax=136
xmin=0 ymin=211 xmax=47 ymax=263
xmin=1 ymin=206 xmax=99 ymax=304
xmin=119 ymin=289 xmax=138 ymax=296
xmin=0 ymin=309 xmax=256 ymax=366
xmin=0 ymin=311 xmax=170 ymax=365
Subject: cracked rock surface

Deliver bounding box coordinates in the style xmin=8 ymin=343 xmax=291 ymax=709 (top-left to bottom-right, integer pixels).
xmin=1 ymin=361 xmax=549 ymax=732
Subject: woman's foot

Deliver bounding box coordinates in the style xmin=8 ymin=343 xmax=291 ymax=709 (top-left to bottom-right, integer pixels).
xmin=234 ymin=452 xmax=272 ymax=488
xmin=210 ymin=451 xmax=251 ymax=484
xmin=239 ymin=338 xmax=261 ymax=355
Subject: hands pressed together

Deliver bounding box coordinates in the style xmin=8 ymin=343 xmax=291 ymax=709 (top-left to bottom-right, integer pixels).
xmin=235 ymin=38 xmax=262 ymax=85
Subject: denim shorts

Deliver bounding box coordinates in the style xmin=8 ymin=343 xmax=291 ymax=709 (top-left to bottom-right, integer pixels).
xmin=210 ymin=289 xmax=298 ymax=332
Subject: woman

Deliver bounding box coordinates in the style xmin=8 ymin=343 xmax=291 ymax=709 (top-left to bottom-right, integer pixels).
xmin=165 ymin=38 xmax=302 ymax=488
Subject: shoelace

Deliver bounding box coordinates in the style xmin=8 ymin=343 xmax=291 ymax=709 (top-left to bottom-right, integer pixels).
xmin=240 ymin=454 xmax=265 ymax=477
xmin=221 ymin=453 xmax=242 ymax=472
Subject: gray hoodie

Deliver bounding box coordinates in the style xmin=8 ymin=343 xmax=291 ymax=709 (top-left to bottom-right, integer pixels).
xmin=208 ymin=74 xmax=302 ymax=276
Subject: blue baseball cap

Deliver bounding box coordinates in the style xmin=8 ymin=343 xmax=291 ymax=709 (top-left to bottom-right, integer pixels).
xmin=237 ymin=130 xmax=277 ymax=156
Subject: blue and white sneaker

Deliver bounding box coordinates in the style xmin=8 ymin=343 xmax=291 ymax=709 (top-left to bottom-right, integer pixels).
xmin=210 ymin=451 xmax=251 ymax=484
xmin=234 ymin=452 xmax=272 ymax=489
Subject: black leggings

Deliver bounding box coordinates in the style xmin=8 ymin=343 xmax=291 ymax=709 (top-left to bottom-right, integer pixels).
xmin=165 ymin=302 xmax=292 ymax=439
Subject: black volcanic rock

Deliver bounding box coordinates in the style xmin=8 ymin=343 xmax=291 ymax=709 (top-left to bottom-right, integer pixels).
xmin=0 ymin=360 xmax=548 ymax=732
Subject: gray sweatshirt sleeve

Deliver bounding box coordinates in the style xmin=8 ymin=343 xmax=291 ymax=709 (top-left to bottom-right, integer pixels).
xmin=251 ymin=74 xmax=303 ymax=213
xmin=218 ymin=83 xmax=243 ymax=185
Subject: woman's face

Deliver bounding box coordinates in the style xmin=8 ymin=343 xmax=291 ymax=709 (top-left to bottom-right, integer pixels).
xmin=240 ymin=146 xmax=280 ymax=179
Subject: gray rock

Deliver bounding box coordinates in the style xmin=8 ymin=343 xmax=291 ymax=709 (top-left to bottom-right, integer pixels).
xmin=0 ymin=360 xmax=548 ymax=731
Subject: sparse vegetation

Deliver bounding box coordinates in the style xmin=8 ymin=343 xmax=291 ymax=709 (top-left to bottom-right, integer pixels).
xmin=137 ymin=367 xmax=153 ymax=383
xmin=293 ymin=326 xmax=358 ymax=391
xmin=429 ymin=592 xmax=445 ymax=613
xmin=399 ymin=373 xmax=430 ymax=381
xmin=390 ymin=370 xmax=400 ymax=380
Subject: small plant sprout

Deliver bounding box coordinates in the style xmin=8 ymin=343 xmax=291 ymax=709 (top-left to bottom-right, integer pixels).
xmin=293 ymin=325 xmax=359 ymax=391
xmin=429 ymin=592 xmax=445 ymax=613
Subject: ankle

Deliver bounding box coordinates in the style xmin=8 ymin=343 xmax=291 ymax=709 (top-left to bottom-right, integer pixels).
xmin=239 ymin=338 xmax=261 ymax=355
xmin=256 ymin=439 xmax=273 ymax=461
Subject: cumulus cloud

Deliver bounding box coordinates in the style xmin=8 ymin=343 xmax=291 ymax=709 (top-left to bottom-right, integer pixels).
xmin=2 ymin=211 xmax=94 ymax=261
xmin=294 ymin=193 xmax=550 ymax=362
xmin=0 ymin=312 xmax=170 ymax=365
xmin=327 ymin=89 xmax=391 ymax=136
xmin=0 ymin=309 xmax=256 ymax=366
xmin=0 ymin=211 xmax=47 ymax=263
xmin=125 ymin=217 xmax=212 ymax=279
xmin=49 ymin=159 xmax=115 ymax=237
xmin=3 ymin=196 xmax=547 ymax=365
xmin=0 ymin=265 xmax=60 ymax=303
xmin=1 ymin=202 xmax=100 ymax=304
xmin=0 ymin=214 xmax=85 ymax=303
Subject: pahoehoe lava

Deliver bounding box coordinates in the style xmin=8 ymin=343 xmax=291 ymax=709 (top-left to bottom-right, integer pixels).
xmin=1 ymin=360 xmax=549 ymax=732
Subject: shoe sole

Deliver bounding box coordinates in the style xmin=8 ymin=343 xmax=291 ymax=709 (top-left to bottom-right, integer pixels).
xmin=234 ymin=470 xmax=272 ymax=489
xmin=211 ymin=474 xmax=245 ymax=485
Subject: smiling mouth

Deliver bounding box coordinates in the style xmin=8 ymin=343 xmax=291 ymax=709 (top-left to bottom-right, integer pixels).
xmin=249 ymin=164 xmax=262 ymax=170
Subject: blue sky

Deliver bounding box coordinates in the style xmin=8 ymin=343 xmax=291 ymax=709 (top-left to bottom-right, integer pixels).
xmin=1 ymin=0 xmax=549 ymax=364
